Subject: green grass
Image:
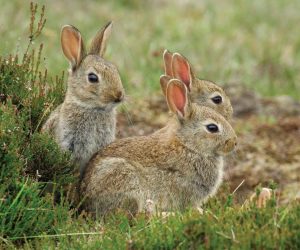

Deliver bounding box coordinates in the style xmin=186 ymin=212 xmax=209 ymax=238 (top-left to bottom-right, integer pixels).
xmin=4 ymin=190 xmax=300 ymax=249
xmin=0 ymin=0 xmax=299 ymax=99
xmin=0 ymin=1 xmax=300 ymax=249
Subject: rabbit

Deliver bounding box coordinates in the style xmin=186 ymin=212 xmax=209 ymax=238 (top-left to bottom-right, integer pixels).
xmin=42 ymin=22 xmax=125 ymax=175
xmin=80 ymin=78 xmax=237 ymax=216
xmin=160 ymin=50 xmax=233 ymax=120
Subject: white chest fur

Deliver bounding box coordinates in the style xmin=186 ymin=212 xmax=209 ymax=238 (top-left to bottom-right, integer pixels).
xmin=210 ymin=156 xmax=224 ymax=196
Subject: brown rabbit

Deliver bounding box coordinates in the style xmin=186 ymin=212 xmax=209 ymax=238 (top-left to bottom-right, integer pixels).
xmin=160 ymin=50 xmax=233 ymax=120
xmin=42 ymin=22 xmax=125 ymax=175
xmin=81 ymin=79 xmax=237 ymax=216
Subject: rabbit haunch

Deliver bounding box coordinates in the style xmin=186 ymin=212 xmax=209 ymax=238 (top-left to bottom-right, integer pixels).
xmin=42 ymin=22 xmax=125 ymax=174
xmin=81 ymin=79 xmax=237 ymax=216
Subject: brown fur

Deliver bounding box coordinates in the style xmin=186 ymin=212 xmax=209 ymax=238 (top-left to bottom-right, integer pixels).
xmin=42 ymin=22 xmax=125 ymax=175
xmin=161 ymin=50 xmax=233 ymax=120
xmin=81 ymin=80 xmax=237 ymax=217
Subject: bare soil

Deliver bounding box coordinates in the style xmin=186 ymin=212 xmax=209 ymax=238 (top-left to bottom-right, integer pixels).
xmin=116 ymin=86 xmax=300 ymax=203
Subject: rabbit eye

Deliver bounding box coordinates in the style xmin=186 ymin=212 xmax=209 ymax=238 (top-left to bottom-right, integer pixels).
xmin=211 ymin=95 xmax=222 ymax=104
xmin=206 ymin=124 xmax=219 ymax=133
xmin=88 ymin=73 xmax=99 ymax=83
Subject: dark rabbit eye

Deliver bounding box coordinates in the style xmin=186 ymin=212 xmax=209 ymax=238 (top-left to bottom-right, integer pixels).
xmin=206 ymin=124 xmax=219 ymax=133
xmin=212 ymin=95 xmax=222 ymax=104
xmin=88 ymin=73 xmax=99 ymax=83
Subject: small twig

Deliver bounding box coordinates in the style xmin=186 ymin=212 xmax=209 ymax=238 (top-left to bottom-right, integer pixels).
xmin=9 ymin=231 xmax=104 ymax=240
xmin=216 ymin=231 xmax=231 ymax=240
xmin=231 ymin=226 xmax=239 ymax=243
xmin=204 ymin=210 xmax=219 ymax=221
xmin=121 ymin=103 xmax=134 ymax=126
xmin=0 ymin=236 xmax=10 ymax=245
xmin=232 ymin=179 xmax=245 ymax=195
xmin=34 ymin=97 xmax=56 ymax=133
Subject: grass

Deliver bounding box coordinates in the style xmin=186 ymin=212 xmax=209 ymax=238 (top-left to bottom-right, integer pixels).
xmin=0 ymin=1 xmax=299 ymax=249
xmin=0 ymin=0 xmax=299 ymax=99
xmin=4 ymin=189 xmax=300 ymax=249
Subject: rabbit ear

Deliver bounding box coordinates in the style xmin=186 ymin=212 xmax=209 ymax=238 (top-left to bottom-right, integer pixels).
xmin=160 ymin=75 xmax=171 ymax=96
xmin=89 ymin=21 xmax=113 ymax=57
xmin=61 ymin=25 xmax=86 ymax=70
xmin=163 ymin=49 xmax=173 ymax=76
xmin=166 ymin=79 xmax=190 ymax=119
xmin=172 ymin=53 xmax=192 ymax=91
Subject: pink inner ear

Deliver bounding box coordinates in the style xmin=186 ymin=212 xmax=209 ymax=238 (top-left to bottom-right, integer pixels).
xmin=62 ymin=28 xmax=81 ymax=63
xmin=170 ymin=84 xmax=186 ymax=116
xmin=172 ymin=55 xmax=191 ymax=91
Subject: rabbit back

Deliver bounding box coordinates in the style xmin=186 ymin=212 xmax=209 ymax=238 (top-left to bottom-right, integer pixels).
xmin=81 ymin=136 xmax=225 ymax=215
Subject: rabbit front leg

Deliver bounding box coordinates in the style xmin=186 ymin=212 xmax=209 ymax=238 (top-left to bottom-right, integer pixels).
xmin=58 ymin=123 xmax=75 ymax=152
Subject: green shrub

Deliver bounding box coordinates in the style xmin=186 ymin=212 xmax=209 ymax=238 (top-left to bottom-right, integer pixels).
xmin=0 ymin=3 xmax=75 ymax=244
xmin=24 ymin=133 xmax=74 ymax=184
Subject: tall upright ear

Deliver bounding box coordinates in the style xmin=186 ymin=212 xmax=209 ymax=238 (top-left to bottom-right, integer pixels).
xmin=163 ymin=49 xmax=173 ymax=77
xmin=89 ymin=21 xmax=113 ymax=57
xmin=61 ymin=25 xmax=86 ymax=70
xmin=159 ymin=75 xmax=171 ymax=96
xmin=172 ymin=53 xmax=192 ymax=91
xmin=166 ymin=79 xmax=190 ymax=119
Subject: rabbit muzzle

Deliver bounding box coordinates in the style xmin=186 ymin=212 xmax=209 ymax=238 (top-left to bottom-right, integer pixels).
xmin=217 ymin=137 xmax=237 ymax=155
xmin=112 ymin=90 xmax=125 ymax=103
xmin=101 ymin=90 xmax=125 ymax=110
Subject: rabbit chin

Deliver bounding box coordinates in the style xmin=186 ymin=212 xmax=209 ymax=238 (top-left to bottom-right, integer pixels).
xmin=103 ymin=101 xmax=121 ymax=111
xmin=67 ymin=95 xmax=120 ymax=111
xmin=87 ymin=101 xmax=119 ymax=111
xmin=216 ymin=144 xmax=236 ymax=156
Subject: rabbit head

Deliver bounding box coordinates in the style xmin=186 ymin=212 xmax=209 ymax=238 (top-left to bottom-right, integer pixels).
xmin=61 ymin=22 xmax=125 ymax=110
xmin=161 ymin=50 xmax=233 ymax=120
xmin=166 ymin=79 xmax=237 ymax=157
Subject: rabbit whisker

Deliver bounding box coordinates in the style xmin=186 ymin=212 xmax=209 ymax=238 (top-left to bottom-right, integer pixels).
xmin=121 ymin=103 xmax=134 ymax=126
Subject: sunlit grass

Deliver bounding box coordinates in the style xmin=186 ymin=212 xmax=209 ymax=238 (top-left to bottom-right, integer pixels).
xmin=10 ymin=191 xmax=300 ymax=249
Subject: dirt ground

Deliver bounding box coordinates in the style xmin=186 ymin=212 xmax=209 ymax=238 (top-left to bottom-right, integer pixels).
xmin=116 ymin=85 xmax=300 ymax=204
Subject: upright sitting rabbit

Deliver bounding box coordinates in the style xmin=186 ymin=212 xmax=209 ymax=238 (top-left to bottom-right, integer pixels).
xmin=160 ymin=50 xmax=233 ymax=120
xmin=42 ymin=22 xmax=125 ymax=175
xmin=81 ymin=79 xmax=237 ymax=216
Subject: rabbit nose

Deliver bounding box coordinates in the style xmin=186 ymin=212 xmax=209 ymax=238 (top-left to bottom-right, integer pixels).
xmin=224 ymin=137 xmax=237 ymax=153
xmin=114 ymin=91 xmax=124 ymax=103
